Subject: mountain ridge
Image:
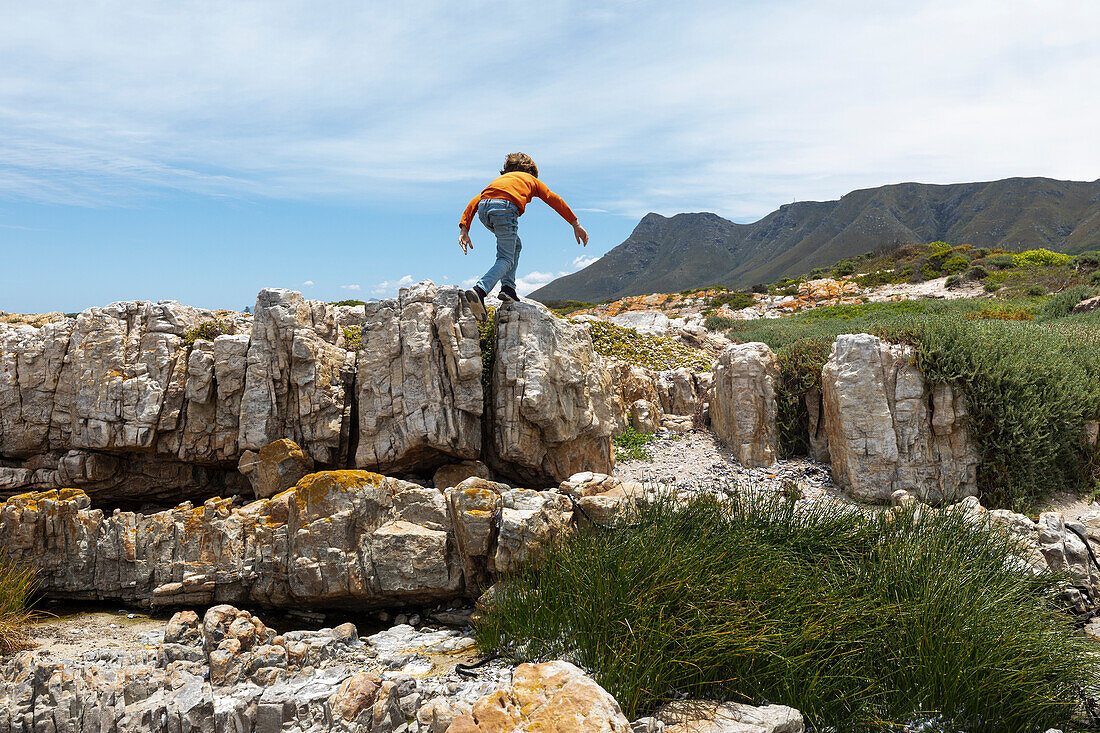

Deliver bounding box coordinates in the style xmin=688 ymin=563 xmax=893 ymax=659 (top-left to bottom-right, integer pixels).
xmin=530 ymin=176 xmax=1100 ymax=303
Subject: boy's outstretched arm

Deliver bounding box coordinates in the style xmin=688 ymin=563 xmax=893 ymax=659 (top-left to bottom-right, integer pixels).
xmin=534 ymin=180 xmax=588 ymax=247
xmin=458 ymin=195 xmax=480 ymax=254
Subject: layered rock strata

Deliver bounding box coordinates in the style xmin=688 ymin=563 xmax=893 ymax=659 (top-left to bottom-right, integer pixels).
xmin=709 ymin=343 xmax=779 ymax=467
xmin=0 ymin=471 xmax=572 ymax=608
xmin=0 ymin=282 xmax=617 ymax=503
xmin=821 ymin=334 xmax=979 ymax=503
xmin=488 ymin=302 xmax=616 ymax=485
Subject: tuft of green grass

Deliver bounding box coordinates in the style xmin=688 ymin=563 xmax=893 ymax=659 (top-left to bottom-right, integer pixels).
xmin=182 ymin=319 xmax=235 ymax=345
xmin=0 ymin=548 xmax=38 ymax=653
xmin=329 ymin=299 xmax=367 ymax=306
xmin=479 ymin=307 xmax=497 ymax=393
xmin=475 ymin=493 xmax=1100 ymax=730
xmin=613 ymin=427 xmax=656 ymax=461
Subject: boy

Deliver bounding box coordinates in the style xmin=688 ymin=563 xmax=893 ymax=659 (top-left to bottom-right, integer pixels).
xmin=459 ymin=152 xmax=588 ymax=321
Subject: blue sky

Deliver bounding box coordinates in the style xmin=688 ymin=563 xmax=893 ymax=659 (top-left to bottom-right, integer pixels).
xmin=2 ymin=1 xmax=1098 ymax=313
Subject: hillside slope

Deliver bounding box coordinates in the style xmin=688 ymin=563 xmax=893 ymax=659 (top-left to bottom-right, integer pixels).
xmin=530 ymin=177 xmax=1100 ymax=303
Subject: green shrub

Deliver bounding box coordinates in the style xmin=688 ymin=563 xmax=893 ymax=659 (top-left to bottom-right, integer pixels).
xmin=832 ymin=260 xmax=856 ymax=277
xmin=475 ymin=494 xmax=1099 ymax=728
xmin=547 ymin=300 xmax=596 ymax=316
xmin=341 ymin=326 xmax=362 ymax=351
xmin=585 ymin=320 xmax=712 ymax=372
xmin=966 ymin=265 xmax=990 ymax=280
xmin=984 ymin=281 xmax=1002 ymax=292
xmin=1026 ymin=284 xmax=1047 ymax=296
xmin=774 ymin=338 xmax=831 ymax=457
xmin=329 ymin=299 xmax=367 ymax=307
xmin=1013 ymin=249 xmax=1073 ymax=268
xmin=1092 ymin=271 xmax=1100 ymax=286
xmin=703 ymin=315 xmax=735 ymax=332
xmin=987 ymin=253 xmax=1016 ymax=269
xmin=1074 ymin=251 xmax=1100 ymax=271
xmin=854 ymin=270 xmax=898 ymax=288
xmin=809 ymin=268 xmax=828 ymax=279
xmin=928 ymin=240 xmax=952 ymax=254
xmin=973 ymin=247 xmax=992 ymax=258
xmin=0 ymin=548 xmax=37 ymax=653
xmin=182 ymin=319 xmax=234 ymax=345
xmin=479 ymin=307 xmax=497 ymax=392
xmin=751 ymin=283 xmax=768 ymax=294
xmin=613 ymin=427 xmax=656 ymax=461
xmin=1041 ymin=285 xmax=1098 ymax=319
xmin=945 ymin=274 xmax=962 ymax=288
xmin=708 ymin=291 xmax=754 ymax=311
xmin=920 ymin=262 xmax=941 ymax=279
xmin=943 ymin=255 xmax=969 ymax=274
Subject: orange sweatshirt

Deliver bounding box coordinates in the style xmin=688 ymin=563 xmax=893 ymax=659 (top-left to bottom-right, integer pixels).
xmin=459 ymin=171 xmax=577 ymax=230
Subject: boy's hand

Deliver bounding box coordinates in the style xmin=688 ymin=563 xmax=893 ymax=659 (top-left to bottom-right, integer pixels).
xmin=459 ymin=228 xmax=472 ymax=254
xmin=573 ymin=222 xmax=589 ymax=247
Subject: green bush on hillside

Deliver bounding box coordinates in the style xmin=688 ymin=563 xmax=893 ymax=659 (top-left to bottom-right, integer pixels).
xmin=474 ymin=493 xmax=1099 ymax=729
xmin=329 ymin=299 xmax=367 ymax=307
xmin=1014 ymin=249 xmax=1073 ymax=268
xmin=708 ymin=291 xmax=754 ymax=311
xmin=966 ymin=265 xmax=990 ymax=280
xmin=987 ymin=253 xmax=1016 ymax=269
xmin=928 ymin=240 xmax=952 ymax=254
xmin=182 ymin=319 xmax=235 ymax=346
xmin=703 ymin=314 xmax=736 ymax=332
xmin=943 ymin=254 xmax=969 ymax=274
xmin=1041 ymin=285 xmax=1098 ymax=319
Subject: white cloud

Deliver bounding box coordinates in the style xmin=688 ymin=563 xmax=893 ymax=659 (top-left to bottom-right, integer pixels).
xmin=371 ymin=274 xmax=416 ymax=296
xmin=515 ymin=270 xmax=569 ymax=296
xmin=1 ymin=1 xmax=1098 ymax=219
xmin=302 ymin=280 xmax=314 ymax=286
xmin=340 ymin=284 xmax=360 ymax=291
xmin=572 ymin=255 xmax=598 ymax=269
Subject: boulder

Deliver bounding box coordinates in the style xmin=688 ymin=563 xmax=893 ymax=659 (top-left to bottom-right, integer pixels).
xmin=657 ymin=700 xmax=804 ymax=733
xmin=355 ymin=282 xmax=483 ymax=475
xmin=710 ymin=343 xmax=778 ymax=467
xmin=492 ymin=488 xmax=573 ymax=574
xmin=1072 ymin=295 xmax=1100 ymax=314
xmin=434 ymin=460 xmax=491 ymax=489
xmin=658 ymin=367 xmax=699 ymax=416
xmin=821 ymin=334 xmax=979 ymax=503
xmin=488 ymin=302 xmax=616 ymax=485
xmin=238 ymin=438 xmax=315 ymax=499
xmin=448 ymin=661 xmax=630 ymax=733
xmin=630 ymin=399 xmax=661 ymax=433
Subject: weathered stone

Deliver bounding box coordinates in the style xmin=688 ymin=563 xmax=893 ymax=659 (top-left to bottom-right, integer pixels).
xmin=355 ymin=281 xmax=483 ymax=474
xmin=658 ymin=367 xmax=699 ymax=416
xmin=560 ymin=472 xmax=655 ymax=527
xmin=492 ymin=489 xmax=573 ymax=574
xmin=447 ymin=478 xmax=506 ymax=592
xmin=630 ymin=399 xmax=661 ymax=434
xmin=710 ymin=343 xmax=778 ymax=467
xmin=434 ymin=460 xmax=491 ymax=489
xmin=488 ymin=302 xmax=616 ymax=485
xmin=1072 ymin=295 xmax=1100 ymax=314
xmin=803 ymin=388 xmax=829 ymax=463
xmin=448 ymin=661 xmax=630 ymax=733
xmin=658 ymin=700 xmax=804 ymax=733
xmin=821 ymin=334 xmax=979 ymax=504
xmin=238 ymin=438 xmax=315 ymax=499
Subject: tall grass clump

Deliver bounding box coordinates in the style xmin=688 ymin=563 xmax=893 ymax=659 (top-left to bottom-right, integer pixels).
xmin=0 ymin=548 xmax=38 ymax=653
xmin=474 ymin=494 xmax=1099 ymax=730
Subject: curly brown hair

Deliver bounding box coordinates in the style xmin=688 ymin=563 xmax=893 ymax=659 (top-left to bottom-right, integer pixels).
xmin=500 ymin=152 xmax=539 ymax=178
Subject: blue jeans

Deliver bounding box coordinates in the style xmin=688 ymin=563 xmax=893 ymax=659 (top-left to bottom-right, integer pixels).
xmin=475 ymin=199 xmax=521 ymax=293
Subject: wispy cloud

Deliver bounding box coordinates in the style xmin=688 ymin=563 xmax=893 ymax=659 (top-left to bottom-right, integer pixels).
xmin=340 ymin=284 xmax=360 ymax=291
xmin=371 ymin=274 xmax=416 ymax=297
xmin=572 ymin=255 xmax=598 ymax=269
xmin=1 ymin=2 xmax=1098 ymax=219
xmin=302 ymin=280 xmax=314 ymax=286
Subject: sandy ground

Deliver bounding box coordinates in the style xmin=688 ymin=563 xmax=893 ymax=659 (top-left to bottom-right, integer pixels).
xmin=871 ymin=275 xmax=986 ymax=301
xmin=21 ymin=606 xmax=165 ymax=661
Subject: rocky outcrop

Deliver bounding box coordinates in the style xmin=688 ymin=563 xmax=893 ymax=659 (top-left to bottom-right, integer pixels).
xmin=488 ymin=302 xmax=616 ymax=485
xmin=354 ymin=282 xmax=483 ymax=474
xmin=821 ymin=334 xmax=979 ymax=504
xmin=656 ymin=700 xmax=805 ymax=733
xmin=710 ymin=343 xmax=778 ymax=467
xmin=238 ymin=437 xmax=315 ymax=498
xmin=1 ymin=283 xmax=619 ymax=504
xmin=0 ymin=469 xmax=581 ymax=608
xmin=450 ymin=661 xmax=630 ymax=733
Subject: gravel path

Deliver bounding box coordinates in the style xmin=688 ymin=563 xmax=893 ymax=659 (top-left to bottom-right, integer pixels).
xmin=612 ymin=429 xmax=843 ymax=502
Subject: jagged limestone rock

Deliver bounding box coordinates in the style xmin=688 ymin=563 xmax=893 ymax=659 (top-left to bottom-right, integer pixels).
xmin=821 ymin=334 xmax=979 ymax=504
xmin=488 ymin=302 xmax=615 ymax=485
xmin=238 ymin=438 xmax=315 ymax=499
xmin=710 ymin=342 xmax=778 ymax=468
xmin=354 ymin=282 xmax=483 ymax=474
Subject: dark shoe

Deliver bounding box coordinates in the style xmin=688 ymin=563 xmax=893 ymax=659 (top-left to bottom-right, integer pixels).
xmin=464 ymin=286 xmax=487 ymax=321
xmin=499 ymin=286 xmax=520 ymax=302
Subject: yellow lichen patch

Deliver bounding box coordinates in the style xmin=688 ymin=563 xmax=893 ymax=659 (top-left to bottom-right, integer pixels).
xmin=257 ymin=438 xmax=308 ymax=464
xmin=287 ymin=470 xmax=386 ymax=512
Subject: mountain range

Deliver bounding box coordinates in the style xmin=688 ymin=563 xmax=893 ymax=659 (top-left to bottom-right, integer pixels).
xmin=529 ymin=177 xmax=1100 ymax=304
